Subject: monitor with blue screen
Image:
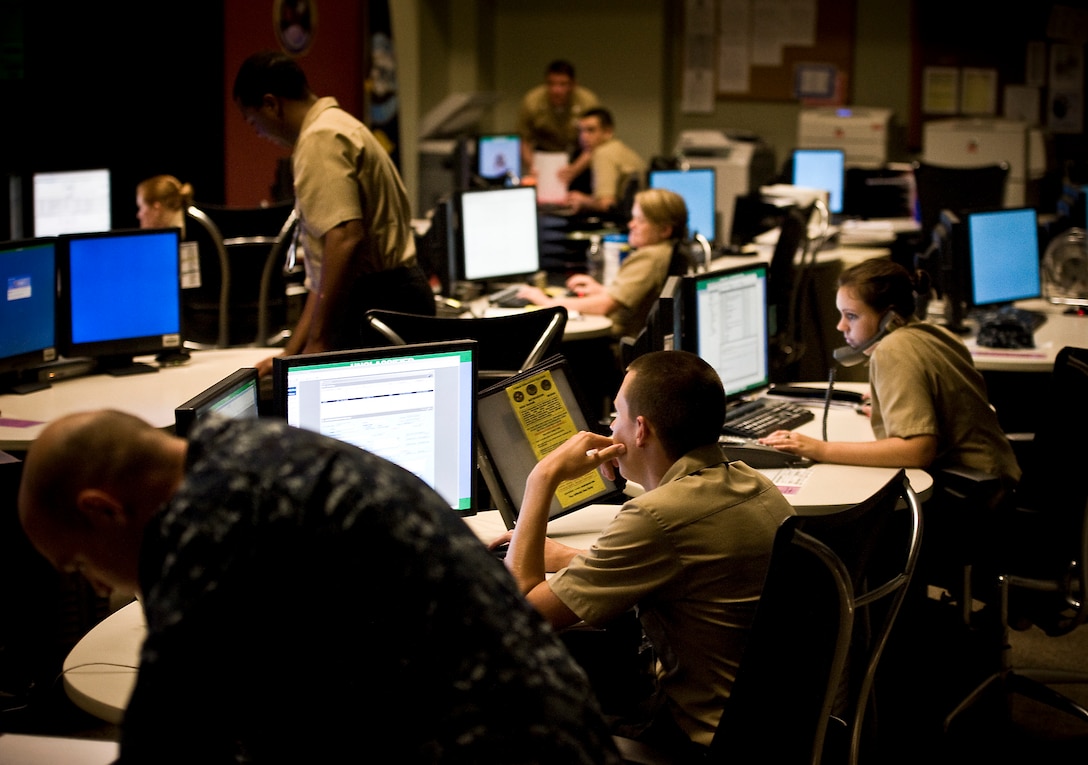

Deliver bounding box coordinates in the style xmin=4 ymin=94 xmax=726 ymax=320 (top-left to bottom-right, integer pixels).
xmin=272 ymin=340 xmax=478 ymax=514
xmin=476 ymin=134 xmax=522 ymax=180
xmin=0 ymin=238 xmax=57 ymax=391
xmin=967 ymin=207 xmax=1041 ymax=308
xmin=676 ymin=262 xmax=770 ymax=402
xmin=791 ymin=148 xmax=845 ymax=215
xmin=648 ymin=167 xmax=716 ymax=244
xmin=58 ymin=227 xmax=182 ymax=375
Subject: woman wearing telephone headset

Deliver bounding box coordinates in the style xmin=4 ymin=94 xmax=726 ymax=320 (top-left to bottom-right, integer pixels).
xmin=759 ymin=257 xmax=1020 ymax=494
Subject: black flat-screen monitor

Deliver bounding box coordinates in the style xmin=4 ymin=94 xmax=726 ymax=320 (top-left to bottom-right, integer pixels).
xmin=58 ymin=227 xmax=183 ymax=375
xmin=272 ymin=340 xmax=478 ymax=514
xmin=648 ymin=167 xmax=716 ymax=243
xmin=676 ymin=262 xmax=770 ymax=402
xmin=0 ymin=238 xmax=57 ymax=389
xmin=174 ymin=367 xmax=261 ymax=438
xmin=791 ymin=148 xmax=845 ymax=215
xmin=476 ymin=354 xmax=625 ymax=530
xmin=32 ymin=168 xmax=112 ymax=237
xmin=966 ymin=207 xmax=1041 ymax=308
xmin=476 ymin=133 xmax=522 ymax=180
xmin=450 ymin=185 xmax=540 ymax=285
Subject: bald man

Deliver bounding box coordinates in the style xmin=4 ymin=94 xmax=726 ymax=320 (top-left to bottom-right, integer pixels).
xmin=20 ymin=410 xmax=621 ymax=764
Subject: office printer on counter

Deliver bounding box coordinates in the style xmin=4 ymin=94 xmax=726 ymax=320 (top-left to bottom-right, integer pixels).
xmin=673 ymin=130 xmax=777 ymax=248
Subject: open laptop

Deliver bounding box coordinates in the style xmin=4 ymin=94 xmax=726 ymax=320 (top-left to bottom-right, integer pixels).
xmin=476 ymin=354 xmax=626 ymax=530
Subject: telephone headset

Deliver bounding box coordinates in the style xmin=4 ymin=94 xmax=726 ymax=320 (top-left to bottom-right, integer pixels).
xmin=832 ymin=311 xmax=897 ymax=367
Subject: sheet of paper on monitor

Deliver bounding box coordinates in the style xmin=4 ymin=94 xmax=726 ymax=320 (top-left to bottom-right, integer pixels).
xmin=534 ymin=151 xmax=569 ymax=204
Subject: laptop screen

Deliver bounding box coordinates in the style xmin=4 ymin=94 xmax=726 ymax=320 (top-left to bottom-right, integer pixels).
xmin=174 ymin=367 xmax=260 ymax=438
xmin=477 ymin=354 xmax=625 ymax=529
xmin=273 ymin=340 xmax=478 ymax=513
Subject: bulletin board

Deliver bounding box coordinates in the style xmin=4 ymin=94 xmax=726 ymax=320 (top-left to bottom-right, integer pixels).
xmin=692 ymin=0 xmax=855 ymax=104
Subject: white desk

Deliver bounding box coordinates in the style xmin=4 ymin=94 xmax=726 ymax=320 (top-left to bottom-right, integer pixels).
xmin=0 ymin=347 xmax=274 ymax=451
xmin=62 ymin=598 xmax=145 ymax=725
xmin=961 ymin=299 xmax=1088 ymax=373
xmin=0 ymin=734 xmax=118 ymax=764
xmin=463 ymin=299 xmax=614 ymax=341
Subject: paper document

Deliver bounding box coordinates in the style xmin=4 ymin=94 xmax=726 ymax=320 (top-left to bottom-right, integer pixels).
xmin=533 ymin=151 xmax=569 ymax=204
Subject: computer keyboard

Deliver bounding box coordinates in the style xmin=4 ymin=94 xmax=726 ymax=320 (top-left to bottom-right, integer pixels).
xmin=721 ymin=399 xmax=815 ymax=440
xmin=488 ymin=284 xmax=531 ymax=308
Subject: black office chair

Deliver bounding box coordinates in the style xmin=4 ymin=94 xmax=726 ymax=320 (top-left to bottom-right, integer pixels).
xmin=911 ymin=161 xmax=1010 ymax=242
xmin=191 ymin=200 xmax=297 ymax=346
xmin=768 ymin=206 xmax=814 ymax=383
xmin=181 ymin=206 xmax=232 ymax=348
xmin=614 ymin=516 xmax=855 ymax=765
xmin=943 ymin=345 xmax=1088 ymax=732
xmin=796 ymin=469 xmax=924 ymax=765
xmin=362 ymin=307 xmax=568 ymax=388
xmin=667 ymin=233 xmax=711 ymax=277
xmin=256 ymin=209 xmax=300 ymax=347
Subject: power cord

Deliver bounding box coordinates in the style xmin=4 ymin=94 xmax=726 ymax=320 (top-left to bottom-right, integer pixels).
xmin=822 ymin=365 xmax=836 ymax=442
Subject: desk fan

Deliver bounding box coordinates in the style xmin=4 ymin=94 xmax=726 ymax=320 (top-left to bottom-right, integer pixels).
xmin=1042 ymin=227 xmax=1088 ymax=306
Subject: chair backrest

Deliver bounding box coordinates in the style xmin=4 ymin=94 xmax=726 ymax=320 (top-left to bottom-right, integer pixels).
xmin=191 ymin=201 xmax=296 ymax=346
xmin=182 ymin=206 xmax=231 ymax=348
xmin=796 ymin=469 xmax=923 ymax=765
xmin=256 ymin=209 xmax=300 ymax=347
xmin=912 ymin=161 xmax=1010 ymax=240
xmin=668 ymin=233 xmax=712 ymax=277
xmin=363 ymin=307 xmax=568 ymax=387
xmin=708 ymin=517 xmax=855 ymax=765
xmin=768 ymin=207 xmax=812 ymax=381
xmin=1011 ymin=345 xmax=1088 ymax=633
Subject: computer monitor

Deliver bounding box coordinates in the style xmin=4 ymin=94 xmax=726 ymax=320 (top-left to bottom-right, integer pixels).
xmin=966 ymin=207 xmax=1041 ymax=308
xmin=476 ymin=133 xmax=522 ymax=181
xmin=174 ymin=367 xmax=261 ymax=438
xmin=272 ymin=340 xmax=478 ymax=513
xmin=791 ymin=149 xmax=845 ymax=215
xmin=32 ymin=168 xmax=112 ymax=237
xmin=676 ymin=263 xmax=770 ymax=402
xmin=648 ymin=167 xmax=717 ymax=243
xmin=0 ymin=237 xmax=57 ymax=391
xmin=915 ymin=208 xmax=970 ymax=334
xmin=57 ymin=227 xmax=183 ymax=375
xmin=476 ymin=354 xmax=625 ymax=529
xmin=622 ymin=274 xmax=682 ymax=364
xmin=450 ymin=185 xmax=540 ymax=286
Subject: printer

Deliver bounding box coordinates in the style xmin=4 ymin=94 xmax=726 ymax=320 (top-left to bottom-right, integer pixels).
xmin=673 ymin=130 xmax=777 ymax=246
xmin=798 ymin=106 xmax=893 ymax=168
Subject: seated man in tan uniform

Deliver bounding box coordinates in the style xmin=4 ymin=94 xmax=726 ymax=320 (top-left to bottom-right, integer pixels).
xmin=566 ymin=107 xmax=647 ymax=218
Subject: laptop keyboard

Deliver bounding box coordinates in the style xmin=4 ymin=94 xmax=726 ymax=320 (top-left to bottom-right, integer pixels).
xmin=721 ymin=399 xmax=815 ymax=440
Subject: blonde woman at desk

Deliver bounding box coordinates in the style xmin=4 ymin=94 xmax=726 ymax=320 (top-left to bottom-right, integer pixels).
xmin=760 ymin=258 xmax=1020 ymax=493
xmin=516 ymin=187 xmax=687 ymax=340
xmin=136 ymin=174 xmax=194 ymax=232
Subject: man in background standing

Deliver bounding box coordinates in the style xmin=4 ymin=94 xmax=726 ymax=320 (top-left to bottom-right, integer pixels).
xmin=233 ymin=51 xmax=434 ymax=378
xmin=518 ymin=59 xmax=599 ymax=178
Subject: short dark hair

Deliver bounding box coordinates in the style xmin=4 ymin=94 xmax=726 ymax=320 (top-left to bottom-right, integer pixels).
xmin=233 ymin=51 xmax=311 ymax=108
xmin=624 ymin=351 xmax=725 ymax=460
xmin=545 ymin=59 xmax=576 ymax=79
xmin=581 ymin=107 xmax=614 ymax=130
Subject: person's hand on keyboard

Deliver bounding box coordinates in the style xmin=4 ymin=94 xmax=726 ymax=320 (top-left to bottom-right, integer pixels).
xmin=758 ymin=429 xmax=820 ymax=461
xmin=513 ymin=284 xmax=549 ymax=307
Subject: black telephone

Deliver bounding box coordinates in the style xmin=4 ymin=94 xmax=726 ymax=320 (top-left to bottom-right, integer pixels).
xmin=832 ymin=312 xmax=896 ymax=367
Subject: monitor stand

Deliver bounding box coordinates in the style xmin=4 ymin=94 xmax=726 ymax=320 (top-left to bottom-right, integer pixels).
xmin=98 ymin=356 xmax=159 ymax=377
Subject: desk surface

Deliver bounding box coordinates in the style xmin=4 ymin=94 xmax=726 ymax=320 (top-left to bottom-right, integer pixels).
xmin=0 ymin=347 xmax=274 ymax=451
xmin=960 ymin=299 xmax=1087 ymax=373
xmin=58 ymin=382 xmax=928 ymax=726
xmin=464 ymin=299 xmax=614 ymax=340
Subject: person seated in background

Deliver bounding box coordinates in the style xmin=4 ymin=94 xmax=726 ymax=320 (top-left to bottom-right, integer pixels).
xmin=516 ymin=187 xmax=687 ymax=341
xmin=136 ymin=175 xmax=194 ymax=233
xmin=518 ymin=59 xmax=598 ymax=178
xmin=758 ymin=258 xmax=1021 ymax=597
xmin=490 ymin=350 xmax=795 ymax=761
xmin=564 ymin=107 xmax=646 ymax=218
xmin=18 ymin=410 xmax=622 ymax=764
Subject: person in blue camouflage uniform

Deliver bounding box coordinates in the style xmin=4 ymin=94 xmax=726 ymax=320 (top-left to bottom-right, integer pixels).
xmin=19 ymin=410 xmax=620 ymax=764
